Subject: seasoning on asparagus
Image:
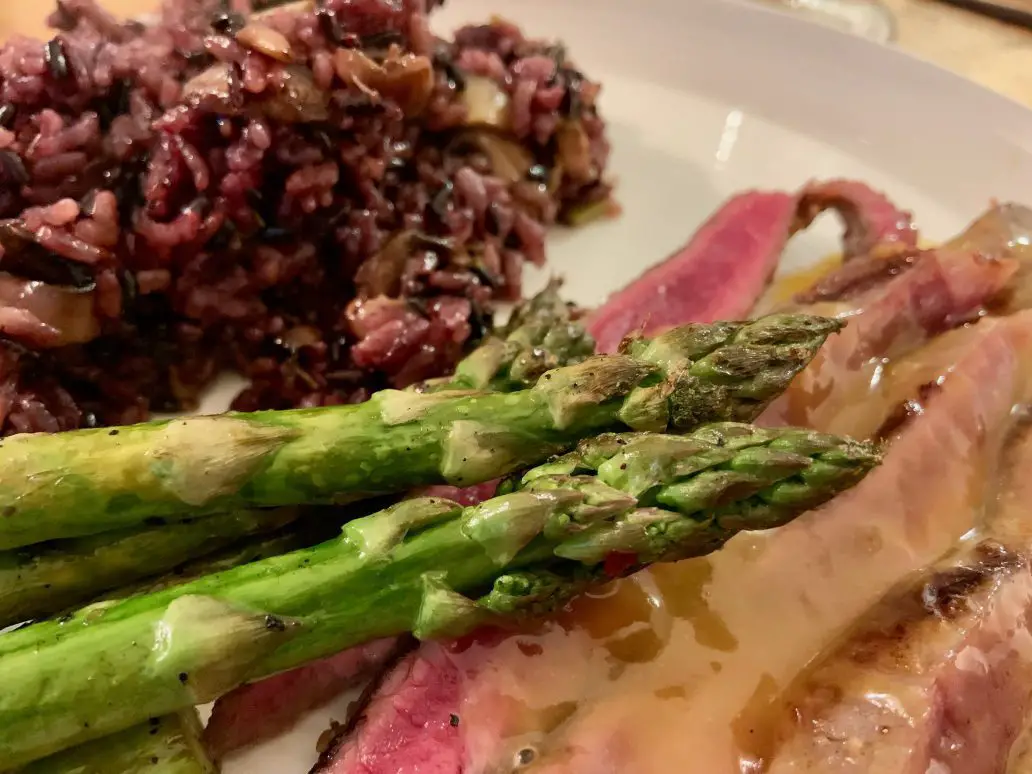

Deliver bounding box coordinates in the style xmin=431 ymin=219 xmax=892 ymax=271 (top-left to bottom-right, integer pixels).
xmin=0 ymin=507 xmax=301 ymax=628
xmin=13 ymin=710 xmax=215 ymax=774
xmin=0 ymin=282 xmax=594 ymax=625
xmin=0 ymin=422 xmax=878 ymax=767
xmin=0 ymin=314 xmax=839 ymax=550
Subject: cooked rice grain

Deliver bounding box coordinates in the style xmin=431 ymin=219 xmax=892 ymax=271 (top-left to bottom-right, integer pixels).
xmin=0 ymin=0 xmax=610 ymax=433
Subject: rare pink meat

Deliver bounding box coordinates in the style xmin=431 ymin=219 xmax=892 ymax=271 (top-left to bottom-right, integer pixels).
xmin=586 ymin=190 xmax=797 ymax=353
xmin=315 ymin=642 xmax=466 ymax=774
xmin=204 ymin=638 xmax=402 ymax=760
xmin=587 ymin=180 xmax=918 ymax=354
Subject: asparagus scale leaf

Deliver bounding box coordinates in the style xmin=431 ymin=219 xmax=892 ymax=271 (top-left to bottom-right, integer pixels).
xmin=420 ymin=278 xmax=595 ymax=393
xmin=0 ymin=314 xmax=839 ymax=550
xmin=0 ymin=423 xmax=878 ymax=767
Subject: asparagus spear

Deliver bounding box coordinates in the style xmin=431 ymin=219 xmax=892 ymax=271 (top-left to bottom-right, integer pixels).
xmin=419 ymin=278 xmax=594 ymax=393
xmin=0 ymin=314 xmax=837 ymax=550
xmin=0 ymin=423 xmax=877 ymax=767
xmin=120 ymin=524 xmax=336 ymax=595
xmin=14 ymin=711 xmax=215 ymax=774
xmin=0 ymin=507 xmax=302 ymax=628
xmin=0 ymin=286 xmax=590 ymax=625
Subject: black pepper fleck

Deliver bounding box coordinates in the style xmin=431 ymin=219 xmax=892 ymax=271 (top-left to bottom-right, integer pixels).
xmin=515 ymin=747 xmax=536 ymax=767
xmin=211 ymin=10 xmax=244 ymax=34
xmin=449 ymin=713 xmax=460 ymax=727
xmin=264 ymin=614 xmax=287 ymax=632
xmin=109 ymin=429 xmax=120 ymax=436
xmin=178 ymin=672 xmax=189 ymax=684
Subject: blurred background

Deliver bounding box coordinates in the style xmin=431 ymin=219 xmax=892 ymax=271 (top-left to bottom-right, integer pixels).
xmin=3 ymin=0 xmax=1032 ymax=105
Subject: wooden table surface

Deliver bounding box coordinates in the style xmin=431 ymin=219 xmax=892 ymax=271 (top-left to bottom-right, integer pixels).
xmin=1 ymin=0 xmax=1031 ymax=106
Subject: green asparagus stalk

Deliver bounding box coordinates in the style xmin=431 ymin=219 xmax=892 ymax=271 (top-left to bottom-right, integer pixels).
xmin=0 ymin=422 xmax=877 ymax=767
xmin=140 ymin=526 xmax=332 ymax=591
xmin=419 ymin=278 xmax=594 ymax=393
xmin=0 ymin=507 xmax=302 ymax=628
xmin=0 ymin=314 xmax=838 ymax=551
xmin=14 ymin=710 xmax=215 ymax=774
xmin=71 ymin=515 xmax=342 ymax=612
xmin=0 ymin=285 xmax=592 ymax=626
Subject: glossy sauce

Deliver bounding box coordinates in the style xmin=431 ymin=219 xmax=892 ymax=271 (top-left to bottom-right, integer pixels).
xmin=440 ymin=273 xmax=1032 ymax=774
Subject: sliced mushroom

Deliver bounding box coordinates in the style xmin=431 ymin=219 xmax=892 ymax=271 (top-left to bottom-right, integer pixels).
xmin=182 ymin=62 xmax=238 ymax=113
xmin=333 ymin=48 xmax=383 ymax=99
xmin=355 ymin=230 xmax=417 ymax=298
xmin=260 ymin=64 xmax=330 ymax=123
xmin=450 ymin=131 xmax=533 ymax=185
xmin=355 ymin=231 xmax=457 ymax=297
xmin=236 ymin=23 xmax=294 ymax=63
xmin=183 ymin=61 xmax=328 ymax=123
xmin=0 ymin=271 xmax=100 ymax=347
xmin=378 ymin=48 xmax=434 ymax=116
xmin=332 ymin=47 xmax=434 ymax=116
xmin=250 ymin=0 xmax=314 ymax=22
xmin=461 ymin=75 xmax=510 ymax=128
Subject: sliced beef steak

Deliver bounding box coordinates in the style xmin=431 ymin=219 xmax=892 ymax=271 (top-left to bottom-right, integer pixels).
xmin=502 ymin=313 xmax=1032 ymax=774
xmin=205 ymin=638 xmax=404 ymax=759
xmin=517 ymin=311 xmax=1032 ymax=774
xmin=586 ymin=189 xmax=798 ymax=353
xmin=759 ymin=246 xmax=1015 ymax=434
xmin=948 ymin=202 xmax=1032 ymax=315
xmin=793 ymin=178 xmax=918 ymax=261
xmin=765 ymin=540 xmax=1032 ymax=774
xmin=314 ymin=642 xmax=464 ymax=774
xmin=586 ymin=179 xmax=917 ymax=354
xmin=315 ymin=266 xmax=1024 ymax=774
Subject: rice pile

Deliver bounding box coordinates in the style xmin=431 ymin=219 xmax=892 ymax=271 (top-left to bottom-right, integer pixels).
xmin=0 ymin=0 xmax=610 ymax=434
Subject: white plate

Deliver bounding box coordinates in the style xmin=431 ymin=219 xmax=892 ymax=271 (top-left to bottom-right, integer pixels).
xmin=222 ymin=0 xmax=1032 ymax=770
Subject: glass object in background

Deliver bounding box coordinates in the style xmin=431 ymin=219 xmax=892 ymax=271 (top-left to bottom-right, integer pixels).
xmin=755 ymin=0 xmax=898 ymax=43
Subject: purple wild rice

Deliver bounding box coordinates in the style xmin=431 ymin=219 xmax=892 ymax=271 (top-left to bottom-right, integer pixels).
xmin=0 ymin=0 xmax=611 ymax=433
